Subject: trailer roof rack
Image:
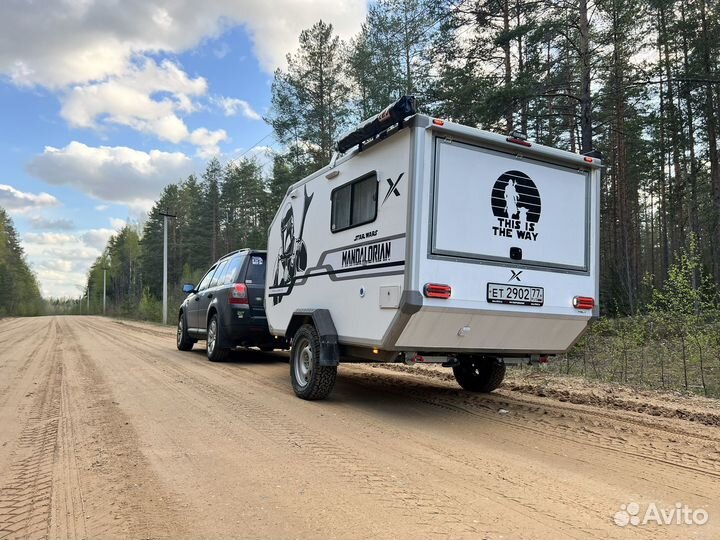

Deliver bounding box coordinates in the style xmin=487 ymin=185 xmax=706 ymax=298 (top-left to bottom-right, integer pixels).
xmin=334 ymin=96 xmax=417 ymax=154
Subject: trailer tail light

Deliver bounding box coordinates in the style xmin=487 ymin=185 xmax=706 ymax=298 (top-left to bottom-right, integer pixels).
xmin=572 ymin=296 xmax=594 ymax=310
xmin=432 ymin=118 xmax=445 ymax=126
xmin=506 ymin=137 xmax=532 ymax=147
xmin=229 ymin=283 xmax=249 ymax=305
xmin=424 ymin=283 xmax=452 ymax=299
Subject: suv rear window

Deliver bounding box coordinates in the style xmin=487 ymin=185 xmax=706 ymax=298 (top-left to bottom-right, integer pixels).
xmin=244 ymin=254 xmax=266 ymax=284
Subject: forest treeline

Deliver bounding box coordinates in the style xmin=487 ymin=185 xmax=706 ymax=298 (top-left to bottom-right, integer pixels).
xmin=0 ymin=208 xmax=43 ymax=316
xmin=78 ymin=0 xmax=720 ymax=318
xmin=49 ymin=0 xmax=720 ymax=393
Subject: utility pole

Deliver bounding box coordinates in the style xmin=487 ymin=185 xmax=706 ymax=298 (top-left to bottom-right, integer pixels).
xmin=87 ymin=287 xmax=90 ymax=314
xmin=159 ymin=210 xmax=177 ymax=325
xmin=102 ymin=267 xmax=109 ymax=315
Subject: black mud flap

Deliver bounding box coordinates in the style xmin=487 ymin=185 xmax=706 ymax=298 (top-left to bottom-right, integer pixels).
xmin=291 ymin=309 xmax=340 ymax=367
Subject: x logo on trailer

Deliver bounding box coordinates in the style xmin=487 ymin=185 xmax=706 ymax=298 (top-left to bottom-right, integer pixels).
xmin=383 ymin=173 xmax=403 ymax=204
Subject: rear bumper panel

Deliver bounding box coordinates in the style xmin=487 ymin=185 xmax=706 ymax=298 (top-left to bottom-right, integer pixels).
xmin=219 ymin=306 xmax=274 ymax=347
xmin=393 ymin=307 xmax=590 ymax=353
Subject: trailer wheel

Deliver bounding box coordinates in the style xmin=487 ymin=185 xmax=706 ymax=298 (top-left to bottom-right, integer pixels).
xmin=452 ymin=356 xmax=506 ymax=393
xmin=176 ymin=312 xmax=194 ymax=351
xmin=207 ymin=313 xmax=229 ymax=362
xmin=290 ymin=324 xmax=337 ymax=400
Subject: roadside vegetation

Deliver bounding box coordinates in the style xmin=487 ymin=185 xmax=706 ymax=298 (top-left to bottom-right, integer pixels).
xmin=0 ymin=208 xmax=44 ymax=316
xmin=45 ymin=0 xmax=720 ymax=397
xmin=548 ymin=239 xmax=720 ymax=397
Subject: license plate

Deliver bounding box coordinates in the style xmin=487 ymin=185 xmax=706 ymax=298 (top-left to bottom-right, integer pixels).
xmin=487 ymin=283 xmax=544 ymax=306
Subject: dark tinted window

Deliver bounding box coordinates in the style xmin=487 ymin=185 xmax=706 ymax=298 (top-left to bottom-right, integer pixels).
xmin=244 ymin=254 xmax=266 ymax=284
xmin=222 ymin=255 xmax=245 ymax=284
xmin=209 ymin=259 xmax=228 ymax=287
xmin=331 ymin=184 xmax=351 ymax=231
xmin=197 ymin=265 xmax=217 ymax=291
xmin=331 ymin=172 xmax=378 ymax=232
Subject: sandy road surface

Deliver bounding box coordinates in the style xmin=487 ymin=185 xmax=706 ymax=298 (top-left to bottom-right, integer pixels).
xmin=0 ymin=316 xmax=718 ymax=540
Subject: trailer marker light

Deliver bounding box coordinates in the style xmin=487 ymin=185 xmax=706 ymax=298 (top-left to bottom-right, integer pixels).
xmin=424 ymin=283 xmax=451 ymax=299
xmin=572 ymin=296 xmax=594 ymax=310
xmin=432 ymin=118 xmax=445 ymax=126
xmin=229 ymin=283 xmax=249 ymax=305
xmin=506 ymin=137 xmax=532 ymax=147
xmin=583 ymin=156 xmax=593 ymax=163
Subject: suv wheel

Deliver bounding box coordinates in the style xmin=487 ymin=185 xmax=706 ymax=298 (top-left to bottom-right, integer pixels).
xmin=452 ymin=356 xmax=506 ymax=393
xmin=176 ymin=312 xmax=194 ymax=351
xmin=290 ymin=324 xmax=337 ymax=400
xmin=207 ymin=313 xmax=229 ymax=362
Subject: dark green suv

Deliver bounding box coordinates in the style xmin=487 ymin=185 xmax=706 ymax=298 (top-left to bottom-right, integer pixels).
xmin=176 ymin=249 xmax=283 ymax=360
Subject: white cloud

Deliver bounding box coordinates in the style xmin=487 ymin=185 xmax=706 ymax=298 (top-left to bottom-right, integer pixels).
xmin=23 ymin=232 xmax=77 ymax=245
xmin=26 ymin=141 xmax=195 ymax=208
xmin=28 ymin=216 xmax=75 ymax=230
xmin=188 ymin=127 xmax=227 ymax=158
xmin=60 ymin=58 xmax=226 ymax=155
xmin=110 ymin=217 xmax=127 ymax=230
xmin=22 ymin=228 xmax=113 ymax=298
xmin=0 ymin=1 xmax=367 ymax=88
xmin=95 ymin=204 xmax=109 ymax=211
xmin=81 ymin=228 xmax=116 ymax=250
xmin=0 ymin=184 xmax=60 ymax=214
xmin=213 ymin=42 xmax=231 ymax=59
xmin=1 ymin=2 xmax=366 ymax=154
xmin=212 ymin=96 xmax=261 ymax=120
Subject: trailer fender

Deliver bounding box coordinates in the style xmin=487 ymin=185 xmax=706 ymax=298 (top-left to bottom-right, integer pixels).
xmin=287 ymin=309 xmax=340 ymax=367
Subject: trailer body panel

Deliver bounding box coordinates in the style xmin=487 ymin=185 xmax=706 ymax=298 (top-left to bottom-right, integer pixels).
xmin=266 ymin=115 xmax=601 ymax=358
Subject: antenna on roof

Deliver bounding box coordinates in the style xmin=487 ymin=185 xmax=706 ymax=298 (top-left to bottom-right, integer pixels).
xmin=335 ymin=96 xmax=417 ymax=154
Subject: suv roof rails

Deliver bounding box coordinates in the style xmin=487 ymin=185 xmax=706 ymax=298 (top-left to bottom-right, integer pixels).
xmin=216 ymin=248 xmax=267 ymax=262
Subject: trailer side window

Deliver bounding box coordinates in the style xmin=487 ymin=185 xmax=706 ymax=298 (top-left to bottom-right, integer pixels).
xmin=331 ymin=172 xmax=378 ymax=232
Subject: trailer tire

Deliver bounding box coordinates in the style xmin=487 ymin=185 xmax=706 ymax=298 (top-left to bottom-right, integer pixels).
xmin=206 ymin=313 xmax=229 ymax=362
xmin=176 ymin=312 xmax=194 ymax=351
xmin=290 ymin=324 xmax=337 ymax=400
xmin=452 ymin=356 xmax=506 ymax=393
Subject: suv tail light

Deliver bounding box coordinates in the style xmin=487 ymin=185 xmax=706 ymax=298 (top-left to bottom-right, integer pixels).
xmin=229 ymin=283 xmax=249 ymax=305
xmin=572 ymin=296 xmax=594 ymax=310
xmin=424 ymin=283 xmax=452 ymax=299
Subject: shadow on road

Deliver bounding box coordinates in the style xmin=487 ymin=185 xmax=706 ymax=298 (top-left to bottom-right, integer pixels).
xmin=187 ymin=347 xmax=288 ymax=365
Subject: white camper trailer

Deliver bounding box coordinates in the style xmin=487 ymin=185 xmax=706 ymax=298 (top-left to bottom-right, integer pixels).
xmin=265 ymin=97 xmax=601 ymax=400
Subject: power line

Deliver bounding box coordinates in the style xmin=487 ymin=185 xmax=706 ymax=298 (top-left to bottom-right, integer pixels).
xmin=234 ymin=132 xmax=275 ymax=161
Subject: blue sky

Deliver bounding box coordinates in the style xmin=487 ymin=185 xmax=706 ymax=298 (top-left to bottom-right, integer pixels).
xmin=0 ymin=1 xmax=367 ymax=297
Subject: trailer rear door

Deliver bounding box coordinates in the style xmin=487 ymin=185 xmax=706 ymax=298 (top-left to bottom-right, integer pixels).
xmin=431 ymin=139 xmax=590 ymax=272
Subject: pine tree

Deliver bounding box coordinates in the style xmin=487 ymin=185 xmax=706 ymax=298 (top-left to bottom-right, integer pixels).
xmin=268 ymin=20 xmax=350 ymax=166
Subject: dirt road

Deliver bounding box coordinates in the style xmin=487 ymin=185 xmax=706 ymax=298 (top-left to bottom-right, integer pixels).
xmin=0 ymin=316 xmax=718 ymax=539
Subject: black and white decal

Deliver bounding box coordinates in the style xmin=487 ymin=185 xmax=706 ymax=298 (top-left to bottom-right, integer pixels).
xmin=490 ymin=170 xmax=542 ymax=242
xmin=270 ymin=185 xmax=313 ymax=304
xmin=268 ymin=234 xmax=405 ymax=300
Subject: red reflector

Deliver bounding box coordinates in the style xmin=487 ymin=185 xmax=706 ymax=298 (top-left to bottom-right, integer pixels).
xmin=424 ymin=283 xmax=451 ymax=299
xmin=432 ymin=118 xmax=445 ymax=126
xmin=572 ymin=296 xmax=594 ymax=310
xmin=506 ymin=137 xmax=532 ymax=147
xmin=229 ymin=283 xmax=249 ymax=305
xmin=583 ymin=156 xmax=593 ymax=163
